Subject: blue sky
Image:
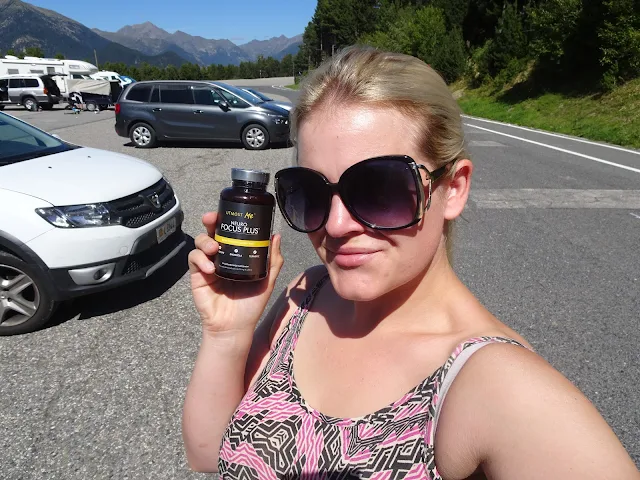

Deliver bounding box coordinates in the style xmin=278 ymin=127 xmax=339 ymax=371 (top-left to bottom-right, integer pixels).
xmin=25 ymin=0 xmax=316 ymax=44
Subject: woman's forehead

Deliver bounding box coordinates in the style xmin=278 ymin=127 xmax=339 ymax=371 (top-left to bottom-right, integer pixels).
xmin=296 ymin=104 xmax=425 ymax=180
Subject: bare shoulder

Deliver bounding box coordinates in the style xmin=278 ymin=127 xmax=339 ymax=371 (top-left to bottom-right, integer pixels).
xmin=244 ymin=265 xmax=328 ymax=389
xmin=435 ymin=342 xmax=639 ymax=479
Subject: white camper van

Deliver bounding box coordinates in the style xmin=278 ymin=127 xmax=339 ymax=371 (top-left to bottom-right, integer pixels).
xmin=0 ymin=56 xmax=98 ymax=99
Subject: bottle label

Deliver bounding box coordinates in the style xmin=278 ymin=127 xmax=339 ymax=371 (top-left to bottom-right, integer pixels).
xmin=214 ymin=200 xmax=274 ymax=279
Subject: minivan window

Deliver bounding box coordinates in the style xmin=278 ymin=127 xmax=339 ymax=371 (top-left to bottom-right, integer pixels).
xmin=218 ymin=89 xmax=249 ymax=108
xmin=24 ymin=79 xmax=39 ymax=88
xmin=8 ymin=79 xmax=23 ymax=88
xmin=160 ymin=85 xmax=193 ymax=104
xmin=126 ymin=84 xmax=153 ymax=102
xmin=150 ymin=86 xmax=160 ymax=103
xmin=193 ymin=87 xmax=225 ymax=106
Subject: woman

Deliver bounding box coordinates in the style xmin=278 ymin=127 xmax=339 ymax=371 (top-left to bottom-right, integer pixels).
xmin=182 ymin=46 xmax=639 ymax=479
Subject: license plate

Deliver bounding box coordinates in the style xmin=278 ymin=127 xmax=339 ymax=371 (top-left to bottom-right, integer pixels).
xmin=156 ymin=217 xmax=177 ymax=244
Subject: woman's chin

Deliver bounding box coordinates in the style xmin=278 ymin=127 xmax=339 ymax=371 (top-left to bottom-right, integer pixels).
xmin=325 ymin=263 xmax=389 ymax=301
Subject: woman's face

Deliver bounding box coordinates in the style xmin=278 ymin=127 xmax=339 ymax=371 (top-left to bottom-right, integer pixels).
xmin=296 ymin=104 xmax=456 ymax=301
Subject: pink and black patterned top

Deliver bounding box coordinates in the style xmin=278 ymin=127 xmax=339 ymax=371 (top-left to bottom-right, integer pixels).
xmin=218 ymin=275 xmax=526 ymax=479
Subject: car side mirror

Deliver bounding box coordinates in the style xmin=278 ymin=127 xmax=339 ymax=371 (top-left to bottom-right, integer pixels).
xmin=218 ymin=101 xmax=230 ymax=111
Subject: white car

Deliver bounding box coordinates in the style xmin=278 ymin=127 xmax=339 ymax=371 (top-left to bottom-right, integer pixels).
xmin=0 ymin=112 xmax=185 ymax=335
xmin=241 ymin=88 xmax=293 ymax=112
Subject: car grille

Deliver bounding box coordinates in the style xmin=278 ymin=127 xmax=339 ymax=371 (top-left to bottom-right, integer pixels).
xmin=122 ymin=229 xmax=184 ymax=276
xmin=107 ymin=178 xmax=177 ymax=228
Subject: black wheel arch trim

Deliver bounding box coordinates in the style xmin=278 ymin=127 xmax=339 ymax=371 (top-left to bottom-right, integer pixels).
xmin=0 ymin=230 xmax=57 ymax=297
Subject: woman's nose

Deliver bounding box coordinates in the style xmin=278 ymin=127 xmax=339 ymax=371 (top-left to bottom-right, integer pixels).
xmin=324 ymin=194 xmax=366 ymax=237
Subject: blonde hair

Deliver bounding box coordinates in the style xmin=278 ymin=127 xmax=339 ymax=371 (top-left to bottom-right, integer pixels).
xmin=290 ymin=46 xmax=468 ymax=262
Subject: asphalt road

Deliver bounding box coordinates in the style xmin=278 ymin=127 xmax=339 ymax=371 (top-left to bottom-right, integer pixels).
xmin=1 ymin=81 xmax=638 ymax=479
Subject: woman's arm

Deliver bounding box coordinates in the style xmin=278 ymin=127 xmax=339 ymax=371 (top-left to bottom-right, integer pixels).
xmin=182 ymin=266 xmax=326 ymax=472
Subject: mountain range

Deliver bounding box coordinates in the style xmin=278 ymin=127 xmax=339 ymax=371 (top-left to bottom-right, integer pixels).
xmin=0 ymin=0 xmax=302 ymax=66
xmin=93 ymin=22 xmax=302 ymax=66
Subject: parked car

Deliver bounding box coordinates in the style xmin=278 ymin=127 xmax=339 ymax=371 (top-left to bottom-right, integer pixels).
xmin=0 ymin=112 xmax=185 ymax=335
xmin=115 ymin=80 xmax=290 ymax=150
xmin=241 ymin=87 xmax=293 ymax=112
xmin=0 ymin=74 xmax=62 ymax=111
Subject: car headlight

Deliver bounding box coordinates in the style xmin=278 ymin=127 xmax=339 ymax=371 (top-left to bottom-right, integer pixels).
xmin=267 ymin=114 xmax=288 ymax=125
xmin=36 ymin=204 xmax=117 ymax=228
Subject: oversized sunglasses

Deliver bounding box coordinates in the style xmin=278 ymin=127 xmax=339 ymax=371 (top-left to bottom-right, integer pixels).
xmin=274 ymin=155 xmax=453 ymax=233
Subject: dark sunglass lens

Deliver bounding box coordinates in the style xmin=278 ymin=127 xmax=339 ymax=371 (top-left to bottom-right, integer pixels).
xmin=276 ymin=169 xmax=329 ymax=232
xmin=343 ymin=159 xmax=418 ymax=228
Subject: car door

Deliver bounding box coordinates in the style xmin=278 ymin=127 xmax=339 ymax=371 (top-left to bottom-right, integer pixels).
xmin=191 ymin=86 xmax=236 ymax=140
xmin=0 ymin=79 xmax=8 ymax=102
xmin=152 ymin=83 xmax=199 ymax=139
xmin=8 ymin=78 xmax=24 ymax=104
xmin=216 ymin=88 xmax=254 ymax=140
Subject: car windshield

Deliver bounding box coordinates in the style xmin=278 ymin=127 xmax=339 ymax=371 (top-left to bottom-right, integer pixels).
xmin=247 ymin=89 xmax=273 ymax=102
xmin=216 ymin=83 xmax=264 ymax=105
xmin=0 ymin=113 xmax=75 ymax=166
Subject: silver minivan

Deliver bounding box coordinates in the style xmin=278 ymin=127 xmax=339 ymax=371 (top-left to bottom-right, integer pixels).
xmin=0 ymin=74 xmax=62 ymax=111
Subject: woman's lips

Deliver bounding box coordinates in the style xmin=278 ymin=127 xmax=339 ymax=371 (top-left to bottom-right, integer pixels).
xmin=326 ymin=247 xmax=381 ymax=268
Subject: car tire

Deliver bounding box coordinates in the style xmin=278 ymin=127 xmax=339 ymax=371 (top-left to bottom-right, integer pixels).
xmin=22 ymin=97 xmax=38 ymax=111
xmin=242 ymin=124 xmax=270 ymax=150
xmin=0 ymin=252 xmax=57 ymax=336
xmin=85 ymin=101 xmax=97 ymax=112
xmin=130 ymin=122 xmax=157 ymax=148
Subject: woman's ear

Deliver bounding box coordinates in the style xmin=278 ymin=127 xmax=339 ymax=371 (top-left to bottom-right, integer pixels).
xmin=443 ymin=159 xmax=473 ymax=221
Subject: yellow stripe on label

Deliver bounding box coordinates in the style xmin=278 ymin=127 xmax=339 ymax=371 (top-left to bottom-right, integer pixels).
xmin=214 ymin=234 xmax=271 ymax=248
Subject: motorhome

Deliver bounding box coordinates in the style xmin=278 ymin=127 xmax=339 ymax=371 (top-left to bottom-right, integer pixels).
xmin=0 ymin=55 xmax=98 ymax=98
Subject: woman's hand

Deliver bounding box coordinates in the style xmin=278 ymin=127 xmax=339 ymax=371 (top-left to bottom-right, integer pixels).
xmin=188 ymin=212 xmax=284 ymax=337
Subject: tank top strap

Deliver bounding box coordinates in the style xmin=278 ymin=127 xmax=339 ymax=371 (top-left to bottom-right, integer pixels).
xmin=427 ymin=336 xmax=530 ymax=445
xmin=269 ymin=273 xmax=331 ymax=369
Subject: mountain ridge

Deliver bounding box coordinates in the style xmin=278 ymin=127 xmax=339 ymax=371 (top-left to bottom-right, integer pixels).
xmin=92 ymin=22 xmax=303 ymax=65
xmin=0 ymin=0 xmax=302 ymax=67
xmin=0 ymin=0 xmax=188 ymax=66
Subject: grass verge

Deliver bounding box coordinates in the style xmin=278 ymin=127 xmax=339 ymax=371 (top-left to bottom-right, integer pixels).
xmin=455 ymin=78 xmax=640 ymax=149
xmin=285 ymin=84 xmax=300 ymax=90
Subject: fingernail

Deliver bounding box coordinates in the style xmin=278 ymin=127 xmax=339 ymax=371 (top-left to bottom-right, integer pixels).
xmin=207 ymin=261 xmax=215 ymax=272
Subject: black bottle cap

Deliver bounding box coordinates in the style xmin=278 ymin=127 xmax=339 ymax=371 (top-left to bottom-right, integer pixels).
xmin=231 ymin=168 xmax=269 ymax=185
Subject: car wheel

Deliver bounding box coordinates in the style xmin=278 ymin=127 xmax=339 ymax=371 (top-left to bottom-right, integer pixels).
xmin=242 ymin=124 xmax=270 ymax=150
xmin=22 ymin=97 xmax=38 ymax=111
xmin=85 ymin=101 xmax=97 ymax=112
xmin=130 ymin=122 xmax=157 ymax=148
xmin=0 ymin=252 xmax=57 ymax=336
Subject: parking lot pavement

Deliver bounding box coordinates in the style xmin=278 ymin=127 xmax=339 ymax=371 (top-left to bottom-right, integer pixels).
xmin=2 ymin=91 xmax=639 ymax=477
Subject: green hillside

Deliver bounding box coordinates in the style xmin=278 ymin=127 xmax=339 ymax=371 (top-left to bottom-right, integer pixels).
xmin=292 ymin=0 xmax=640 ymax=148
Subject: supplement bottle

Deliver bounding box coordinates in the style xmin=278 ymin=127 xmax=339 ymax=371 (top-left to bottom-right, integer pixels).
xmin=214 ymin=168 xmax=275 ymax=281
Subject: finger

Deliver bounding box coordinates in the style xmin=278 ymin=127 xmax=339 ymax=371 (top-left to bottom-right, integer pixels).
xmin=202 ymin=212 xmax=218 ymax=239
xmin=194 ymin=233 xmax=219 ymax=256
xmin=188 ymin=248 xmax=216 ymax=275
xmin=266 ymin=234 xmax=284 ymax=289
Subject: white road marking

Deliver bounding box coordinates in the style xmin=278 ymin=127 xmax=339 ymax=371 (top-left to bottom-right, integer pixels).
xmin=630 ymin=212 xmax=640 ymax=219
xmin=469 ymin=140 xmax=506 ymax=147
xmin=463 ymin=115 xmax=640 ymax=156
xmin=465 ymin=123 xmax=640 ymax=174
xmin=471 ymin=189 xmax=640 ymax=209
